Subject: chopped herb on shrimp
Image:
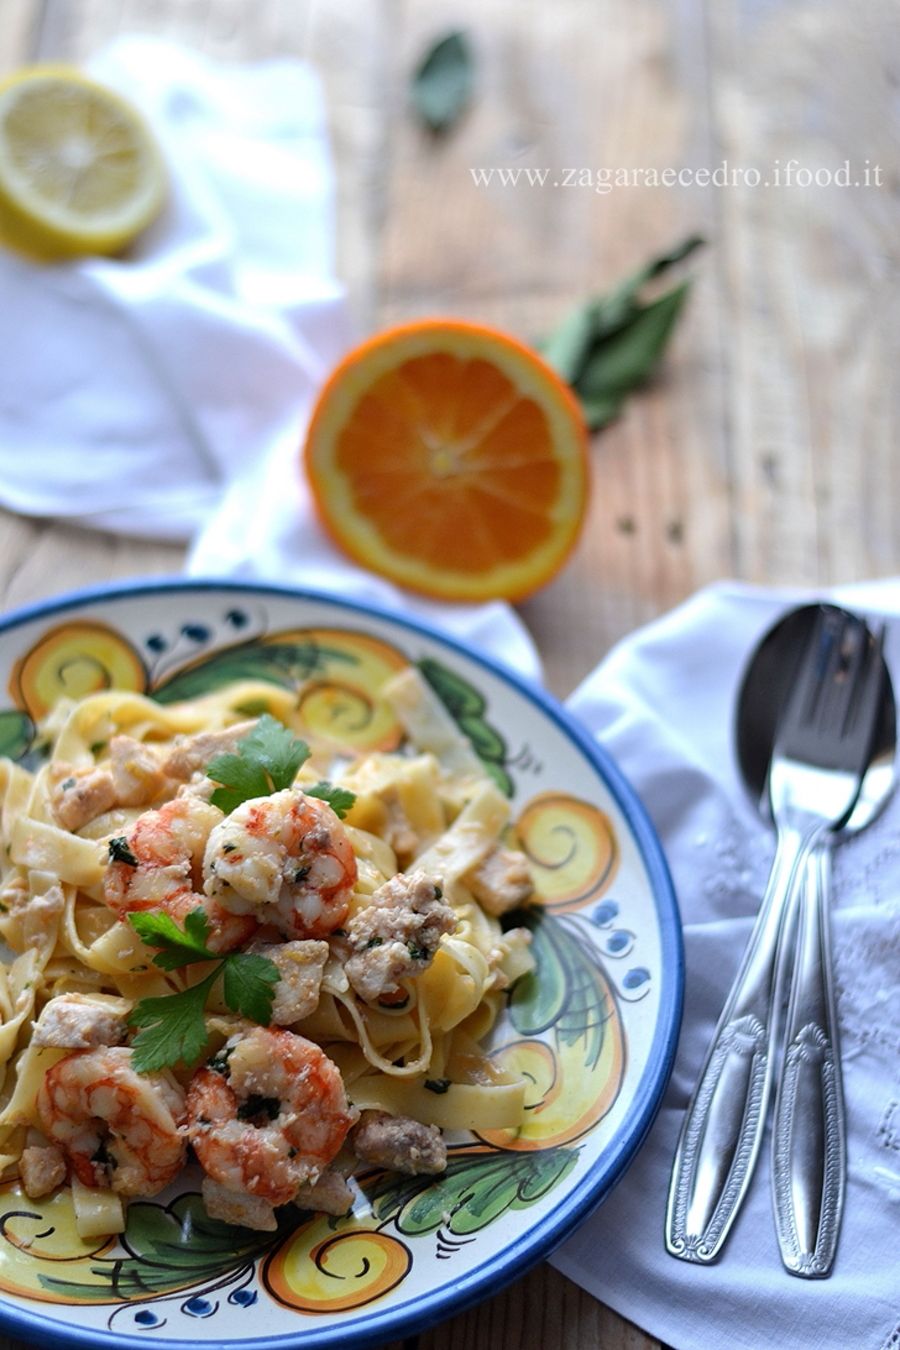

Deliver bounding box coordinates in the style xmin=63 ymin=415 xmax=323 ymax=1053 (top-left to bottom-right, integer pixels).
xmin=203 ymin=715 xmax=356 ymax=820
xmin=127 ymin=909 xmax=279 ymax=1072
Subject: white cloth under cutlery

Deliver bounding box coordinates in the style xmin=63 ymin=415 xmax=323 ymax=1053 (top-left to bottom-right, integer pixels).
xmin=551 ymin=578 xmax=900 ymax=1350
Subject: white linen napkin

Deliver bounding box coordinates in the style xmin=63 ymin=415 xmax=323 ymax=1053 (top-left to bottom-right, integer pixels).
xmin=0 ymin=36 xmax=541 ymax=683
xmin=551 ymin=578 xmax=900 ymax=1350
xmin=0 ymin=37 xmax=348 ymax=539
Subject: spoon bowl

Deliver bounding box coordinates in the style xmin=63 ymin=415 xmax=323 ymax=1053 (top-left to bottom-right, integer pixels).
xmin=736 ymin=602 xmax=897 ymax=829
xmin=666 ymin=604 xmax=889 ymax=1268
xmin=734 ymin=600 xmax=896 ymax=1277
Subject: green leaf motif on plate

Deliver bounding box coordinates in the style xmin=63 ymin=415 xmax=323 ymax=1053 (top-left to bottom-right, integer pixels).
xmin=369 ymin=1147 xmax=578 ymax=1238
xmin=151 ymin=641 xmax=355 ymax=704
xmin=508 ymin=909 xmax=617 ymax=1072
xmin=37 ymin=1193 xmax=294 ymax=1302
xmin=458 ymin=715 xmax=506 ymax=763
xmin=0 ymin=709 xmax=33 ymax=760
xmin=419 ymin=659 xmax=485 ymax=717
xmin=418 ymin=657 xmax=513 ymax=796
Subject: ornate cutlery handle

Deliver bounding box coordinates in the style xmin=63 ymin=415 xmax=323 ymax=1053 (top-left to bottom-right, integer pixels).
xmin=665 ymin=822 xmax=816 ymax=1264
xmin=771 ymin=844 xmax=845 ymax=1277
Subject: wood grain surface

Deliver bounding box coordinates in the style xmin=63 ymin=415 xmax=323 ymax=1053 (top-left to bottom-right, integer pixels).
xmin=0 ymin=0 xmax=897 ymax=1346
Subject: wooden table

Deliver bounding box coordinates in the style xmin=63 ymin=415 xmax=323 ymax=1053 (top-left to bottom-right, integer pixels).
xmin=0 ymin=1 xmax=896 ymax=1346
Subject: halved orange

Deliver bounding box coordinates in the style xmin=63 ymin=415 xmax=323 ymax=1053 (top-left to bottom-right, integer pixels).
xmin=303 ymin=320 xmax=589 ymax=602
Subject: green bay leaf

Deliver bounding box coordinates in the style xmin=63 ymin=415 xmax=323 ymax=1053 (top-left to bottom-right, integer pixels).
xmin=412 ymin=30 xmax=474 ymax=132
xmin=541 ymin=236 xmax=703 ymax=429
xmin=577 ymin=281 xmax=690 ymax=402
xmin=579 ymin=390 xmax=627 ymax=430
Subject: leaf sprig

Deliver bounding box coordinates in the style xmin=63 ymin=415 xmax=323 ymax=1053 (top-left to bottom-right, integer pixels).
xmin=124 ymin=718 xmax=359 ymax=1070
xmin=305 ymin=782 xmax=356 ymax=819
xmin=204 ymin=714 xmax=356 ymax=818
xmin=126 ymin=909 xmax=279 ymax=1073
xmin=541 ymin=235 xmax=705 ymax=429
xmin=206 ymin=714 xmax=311 ymax=813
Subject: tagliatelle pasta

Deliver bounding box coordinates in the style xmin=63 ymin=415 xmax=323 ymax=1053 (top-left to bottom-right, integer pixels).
xmin=0 ymin=671 xmax=536 ymax=1236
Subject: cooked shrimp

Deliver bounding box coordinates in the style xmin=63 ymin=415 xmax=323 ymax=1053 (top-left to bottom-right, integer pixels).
xmin=37 ymin=1046 xmax=186 ymax=1196
xmin=203 ymin=789 xmax=357 ymax=939
xmin=103 ymin=796 xmax=256 ymax=954
xmin=186 ymin=1026 xmax=356 ymax=1207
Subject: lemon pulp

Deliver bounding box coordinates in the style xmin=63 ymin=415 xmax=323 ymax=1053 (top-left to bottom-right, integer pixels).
xmin=0 ymin=66 xmax=166 ymax=260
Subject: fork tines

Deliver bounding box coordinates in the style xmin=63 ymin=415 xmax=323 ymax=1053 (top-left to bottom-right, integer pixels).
xmin=774 ymin=606 xmax=886 ymax=776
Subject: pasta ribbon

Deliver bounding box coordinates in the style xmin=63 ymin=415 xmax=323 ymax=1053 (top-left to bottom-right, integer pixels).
xmin=0 ymin=676 xmax=537 ymax=1212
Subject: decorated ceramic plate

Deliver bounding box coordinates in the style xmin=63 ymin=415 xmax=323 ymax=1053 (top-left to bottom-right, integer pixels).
xmin=0 ymin=580 xmax=681 ymax=1350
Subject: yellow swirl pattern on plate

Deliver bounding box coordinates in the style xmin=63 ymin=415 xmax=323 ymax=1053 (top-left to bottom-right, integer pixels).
xmin=517 ymin=792 xmax=619 ymax=910
xmin=264 ymin=1218 xmax=411 ymax=1313
xmin=10 ymin=623 xmax=146 ymax=720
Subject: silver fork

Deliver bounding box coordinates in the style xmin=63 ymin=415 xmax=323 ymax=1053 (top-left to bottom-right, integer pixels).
xmin=665 ymin=608 xmax=885 ymax=1265
xmin=771 ymin=621 xmax=889 ymax=1277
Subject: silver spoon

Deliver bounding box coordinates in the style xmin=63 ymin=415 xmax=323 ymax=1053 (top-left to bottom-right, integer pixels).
xmin=735 ymin=602 xmax=896 ymax=1276
xmin=666 ymin=607 xmax=886 ymax=1265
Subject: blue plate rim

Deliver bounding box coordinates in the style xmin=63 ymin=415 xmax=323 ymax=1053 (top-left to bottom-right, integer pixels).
xmin=0 ymin=577 xmax=683 ymax=1350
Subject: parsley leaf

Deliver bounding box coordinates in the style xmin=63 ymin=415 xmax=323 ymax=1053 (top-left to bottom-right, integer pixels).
xmin=236 ymin=1094 xmax=280 ymax=1122
xmin=126 ymin=910 xmax=279 ymax=1072
xmin=222 ymin=953 xmax=280 ymax=1024
xmin=129 ymin=969 xmax=218 ymax=1073
xmin=305 ymin=781 xmax=356 ymax=820
xmin=128 ymin=909 xmax=217 ymax=970
xmin=108 ymin=836 xmax=139 ymax=867
xmin=204 ymin=751 xmax=268 ymax=812
xmin=206 ymin=714 xmax=310 ymax=813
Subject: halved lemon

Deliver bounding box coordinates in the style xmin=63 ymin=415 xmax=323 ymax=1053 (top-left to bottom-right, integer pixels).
xmin=304 ymin=320 xmax=590 ymax=602
xmin=0 ymin=65 xmax=166 ymax=260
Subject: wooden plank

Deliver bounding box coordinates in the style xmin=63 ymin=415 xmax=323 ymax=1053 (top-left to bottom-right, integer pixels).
xmin=374 ymin=0 xmax=730 ymax=697
xmin=706 ymin=0 xmax=900 ymax=591
xmin=0 ymin=3 xmax=668 ymax=1348
xmin=0 ymin=517 xmax=183 ymax=614
xmin=33 ymin=0 xmax=319 ymax=65
xmin=32 ymin=0 xmax=385 ymax=325
xmin=422 ymin=1264 xmax=662 ymax=1350
xmin=0 ymin=0 xmax=41 ymax=72
xmin=303 ymin=0 xmax=389 ymax=332
xmin=0 ymin=0 xmax=187 ymax=610
xmin=2 ymin=0 xmax=386 ymax=638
